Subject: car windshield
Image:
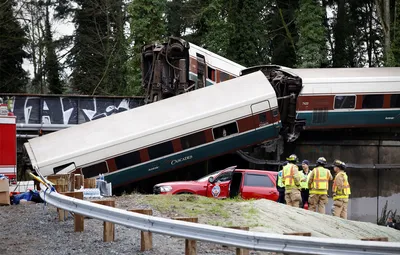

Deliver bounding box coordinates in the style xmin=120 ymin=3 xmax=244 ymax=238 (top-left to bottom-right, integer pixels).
xmin=197 ymin=170 xmax=222 ymax=182
xmin=196 ymin=166 xmax=236 ymax=182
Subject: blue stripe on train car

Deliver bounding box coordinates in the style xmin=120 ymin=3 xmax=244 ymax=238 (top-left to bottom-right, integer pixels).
xmin=104 ymin=123 xmax=280 ymax=187
xmin=297 ymin=110 xmax=400 ymax=128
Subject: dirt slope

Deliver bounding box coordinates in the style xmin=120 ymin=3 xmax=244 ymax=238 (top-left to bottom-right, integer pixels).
xmin=116 ymin=194 xmax=400 ymax=242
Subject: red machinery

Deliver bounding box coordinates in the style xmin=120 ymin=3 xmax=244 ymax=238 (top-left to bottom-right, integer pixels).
xmin=0 ymin=103 xmax=17 ymax=184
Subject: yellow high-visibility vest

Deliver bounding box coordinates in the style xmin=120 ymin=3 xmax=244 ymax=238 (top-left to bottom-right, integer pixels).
xmin=333 ymin=172 xmax=351 ymax=200
xmin=283 ymin=163 xmax=299 ymax=189
xmin=277 ymin=170 xmax=284 ymax=188
xmin=300 ymin=170 xmax=309 ymax=189
xmin=310 ymin=167 xmax=330 ymax=194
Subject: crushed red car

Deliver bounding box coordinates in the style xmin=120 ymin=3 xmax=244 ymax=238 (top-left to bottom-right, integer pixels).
xmin=153 ymin=166 xmax=279 ymax=201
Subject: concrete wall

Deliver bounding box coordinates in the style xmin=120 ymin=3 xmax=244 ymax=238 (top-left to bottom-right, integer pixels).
xmin=291 ymin=137 xmax=400 ymax=223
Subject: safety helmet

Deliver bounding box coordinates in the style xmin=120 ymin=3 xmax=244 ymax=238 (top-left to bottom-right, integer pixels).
xmin=316 ymin=157 xmax=327 ymax=166
xmin=332 ymin=159 xmax=346 ymax=170
xmin=286 ymin=154 xmax=298 ymax=162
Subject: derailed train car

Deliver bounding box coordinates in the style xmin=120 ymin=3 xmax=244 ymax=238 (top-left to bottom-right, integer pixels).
xmin=23 ymin=72 xmax=285 ymax=187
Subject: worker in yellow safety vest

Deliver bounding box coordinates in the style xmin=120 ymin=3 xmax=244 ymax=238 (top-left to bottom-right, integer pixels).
xmin=282 ymin=154 xmax=301 ymax=207
xmin=332 ymin=159 xmax=351 ymax=219
xmin=307 ymin=157 xmax=332 ymax=214
xmin=300 ymin=160 xmax=311 ymax=209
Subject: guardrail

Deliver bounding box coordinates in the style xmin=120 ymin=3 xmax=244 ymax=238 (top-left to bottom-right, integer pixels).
xmin=38 ymin=183 xmax=400 ymax=255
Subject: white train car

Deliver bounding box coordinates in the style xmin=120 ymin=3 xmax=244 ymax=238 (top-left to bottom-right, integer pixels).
xmin=290 ymin=67 xmax=400 ymax=129
xmin=188 ymin=43 xmax=246 ymax=86
xmin=141 ymin=37 xmax=246 ymax=104
xmin=240 ymin=65 xmax=400 ymax=139
xmin=24 ymin=71 xmax=281 ymax=188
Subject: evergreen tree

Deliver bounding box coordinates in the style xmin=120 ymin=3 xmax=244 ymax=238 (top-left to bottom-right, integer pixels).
xmin=392 ymin=0 xmax=400 ymax=66
xmin=44 ymin=0 xmax=63 ymax=94
xmin=225 ymin=0 xmax=268 ymax=66
xmin=127 ymin=0 xmax=167 ymax=95
xmin=60 ymin=0 xmax=127 ymax=95
xmin=166 ymin=0 xmax=185 ymax=37
xmin=201 ymin=0 xmax=233 ymax=56
xmin=296 ymin=0 xmax=327 ymax=67
xmin=0 ymin=0 xmax=28 ymax=93
xmin=268 ymin=0 xmax=299 ymax=68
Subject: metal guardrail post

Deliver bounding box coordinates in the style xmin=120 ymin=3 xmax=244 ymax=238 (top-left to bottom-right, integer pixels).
xmin=128 ymin=209 xmax=153 ymax=251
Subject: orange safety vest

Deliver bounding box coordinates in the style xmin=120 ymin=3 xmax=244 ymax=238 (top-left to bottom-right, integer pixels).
xmin=310 ymin=167 xmax=330 ymax=194
xmin=333 ymin=171 xmax=351 ymax=200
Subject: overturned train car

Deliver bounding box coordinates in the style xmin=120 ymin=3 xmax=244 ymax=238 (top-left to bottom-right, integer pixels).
xmin=23 ymin=72 xmax=283 ymax=187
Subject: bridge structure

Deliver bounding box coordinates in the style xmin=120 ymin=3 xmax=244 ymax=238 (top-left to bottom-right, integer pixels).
xmin=0 ymin=93 xmax=144 ymax=137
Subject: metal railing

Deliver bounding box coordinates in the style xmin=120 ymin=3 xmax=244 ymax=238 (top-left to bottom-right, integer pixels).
xmin=38 ymin=183 xmax=400 ymax=255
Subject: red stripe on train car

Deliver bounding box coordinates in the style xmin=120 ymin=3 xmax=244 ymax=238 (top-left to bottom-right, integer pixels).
xmin=171 ymin=139 xmax=183 ymax=153
xmin=204 ymin=129 xmax=214 ymax=142
xmin=297 ymin=95 xmax=334 ymax=111
xmin=106 ymin=158 xmax=118 ymax=173
xmin=355 ymin=95 xmax=363 ymax=109
xmin=72 ymin=168 xmax=82 ymax=175
xmin=383 ymin=94 xmax=391 ymax=108
xmin=189 ymin=57 xmax=197 ymax=73
xmin=237 ymin=115 xmax=255 ymax=133
xmin=140 ymin=149 xmax=150 ymax=163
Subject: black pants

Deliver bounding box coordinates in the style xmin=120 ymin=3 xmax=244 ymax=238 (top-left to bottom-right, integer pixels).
xmin=301 ymin=188 xmax=309 ymax=208
xmin=277 ymin=188 xmax=286 ymax=204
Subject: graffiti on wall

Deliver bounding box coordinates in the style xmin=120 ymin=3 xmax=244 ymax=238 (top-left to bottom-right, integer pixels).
xmin=0 ymin=95 xmax=144 ymax=125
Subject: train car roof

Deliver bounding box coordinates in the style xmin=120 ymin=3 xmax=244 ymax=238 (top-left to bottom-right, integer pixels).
xmin=24 ymin=71 xmax=275 ymax=170
xmin=189 ymin=43 xmax=246 ymax=76
xmin=288 ymin=67 xmax=400 ymax=94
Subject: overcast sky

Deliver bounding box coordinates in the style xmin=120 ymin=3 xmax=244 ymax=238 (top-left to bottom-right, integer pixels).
xmin=21 ymin=9 xmax=75 ymax=78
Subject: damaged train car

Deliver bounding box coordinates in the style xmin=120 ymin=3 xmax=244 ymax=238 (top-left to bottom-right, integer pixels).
xmin=23 ymin=72 xmax=283 ymax=188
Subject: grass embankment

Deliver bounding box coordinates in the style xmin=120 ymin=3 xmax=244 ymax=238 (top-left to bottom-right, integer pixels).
xmin=123 ymin=194 xmax=265 ymax=228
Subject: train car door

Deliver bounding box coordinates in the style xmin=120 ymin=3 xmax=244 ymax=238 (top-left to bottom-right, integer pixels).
xmin=196 ymin=53 xmax=206 ymax=89
xmin=311 ymin=87 xmax=332 ymax=126
xmin=250 ymin=100 xmax=277 ymax=135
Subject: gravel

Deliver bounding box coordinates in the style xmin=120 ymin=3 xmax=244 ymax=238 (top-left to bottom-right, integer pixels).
xmin=2 ymin=194 xmax=397 ymax=255
xmin=0 ymin=202 xmax=273 ymax=255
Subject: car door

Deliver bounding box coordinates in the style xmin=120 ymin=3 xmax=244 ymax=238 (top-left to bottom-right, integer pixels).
xmin=241 ymin=172 xmax=279 ymax=201
xmin=206 ymin=170 xmax=233 ymax=198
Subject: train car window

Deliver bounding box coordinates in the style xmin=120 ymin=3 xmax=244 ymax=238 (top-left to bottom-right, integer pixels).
xmin=244 ymin=173 xmax=274 ymax=187
xmin=390 ymin=94 xmax=400 ymax=108
xmin=82 ymin=162 xmax=108 ymax=178
xmin=207 ymin=66 xmax=215 ymax=81
xmin=181 ymin=131 xmax=207 ymax=150
xmin=334 ymin=95 xmax=356 ymax=109
xmin=115 ymin=151 xmax=141 ymax=170
xmin=212 ymin=122 xmax=238 ymax=139
xmin=220 ymin=71 xmax=230 ymax=82
xmin=362 ymin=95 xmax=384 ymax=108
xmin=259 ymin=113 xmax=268 ymax=124
xmin=272 ymin=109 xmax=279 ymax=117
xmin=148 ymin=141 xmax=174 ymax=160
